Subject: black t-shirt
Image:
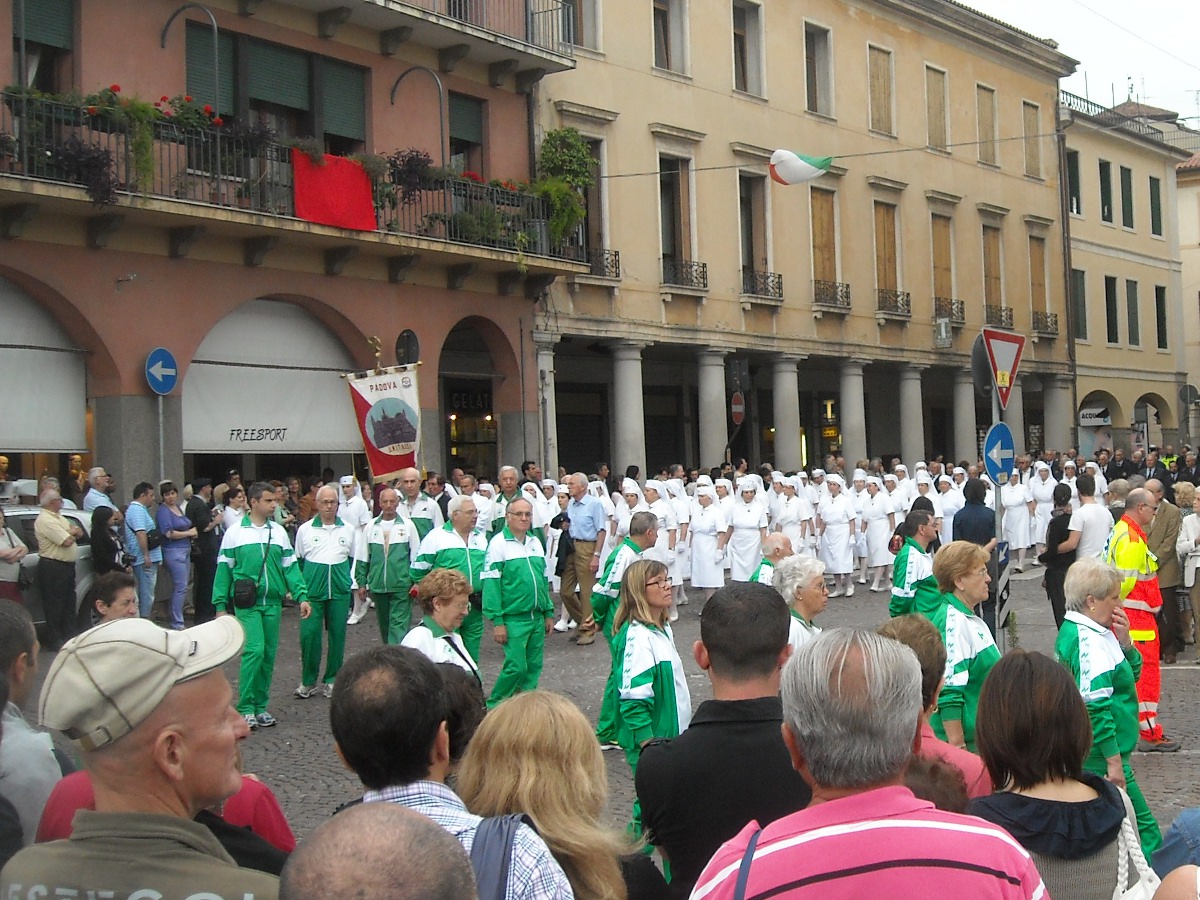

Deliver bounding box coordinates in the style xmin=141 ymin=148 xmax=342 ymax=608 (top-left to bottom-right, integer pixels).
xmin=635 ymin=697 xmax=811 ymax=900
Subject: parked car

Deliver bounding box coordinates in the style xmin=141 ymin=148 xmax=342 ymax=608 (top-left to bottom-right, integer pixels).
xmin=5 ymin=505 xmax=94 ymax=640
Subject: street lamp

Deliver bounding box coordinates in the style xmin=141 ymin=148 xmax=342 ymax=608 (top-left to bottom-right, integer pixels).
xmin=161 ymin=3 xmax=221 ymax=185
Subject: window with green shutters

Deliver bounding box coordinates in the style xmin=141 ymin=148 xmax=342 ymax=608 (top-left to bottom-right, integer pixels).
xmin=320 ymin=58 xmax=365 ymax=141
xmin=1149 ymin=176 xmax=1162 ymax=237
xmin=18 ymin=0 xmax=73 ymax=49
xmin=185 ymin=21 xmax=235 ymax=115
xmin=1120 ymin=165 xmax=1134 ymax=229
xmin=248 ymin=39 xmax=310 ymax=111
xmin=449 ymin=92 xmax=485 ymax=172
xmin=1071 ymin=268 xmax=1087 ymax=341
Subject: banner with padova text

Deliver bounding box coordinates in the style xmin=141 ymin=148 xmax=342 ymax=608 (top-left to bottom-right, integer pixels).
xmin=347 ymin=365 xmax=421 ymax=484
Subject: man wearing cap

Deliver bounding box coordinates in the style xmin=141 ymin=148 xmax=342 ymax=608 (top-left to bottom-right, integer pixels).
xmin=751 ymin=533 xmax=794 ymax=586
xmin=0 ymin=617 xmax=279 ymax=898
xmin=395 ymin=467 xmax=443 ymax=543
xmin=355 ymin=487 xmax=418 ymax=644
xmin=214 ymin=482 xmax=308 ymax=730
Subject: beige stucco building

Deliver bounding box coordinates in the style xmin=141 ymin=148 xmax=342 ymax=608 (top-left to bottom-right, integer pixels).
xmin=1058 ymin=94 xmax=1193 ymax=455
xmin=532 ymin=0 xmax=1077 ymax=476
xmin=1182 ymin=152 xmax=1200 ymax=441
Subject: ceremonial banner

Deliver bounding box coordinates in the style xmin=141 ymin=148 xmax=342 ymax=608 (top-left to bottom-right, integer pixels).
xmin=347 ymin=365 xmax=421 ymax=483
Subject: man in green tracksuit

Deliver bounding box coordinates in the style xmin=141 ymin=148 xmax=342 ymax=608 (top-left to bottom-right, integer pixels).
xmin=355 ymin=487 xmax=418 ymax=643
xmin=214 ymin=481 xmax=308 ymax=729
xmin=413 ymin=495 xmax=489 ymax=661
xmin=593 ymin=510 xmax=658 ymax=745
xmin=482 ymin=497 xmax=553 ymax=707
xmin=294 ymin=485 xmax=356 ymax=697
xmin=890 ymin=510 xmax=940 ymax=618
xmin=489 ymin=465 xmax=523 ymax=538
xmin=397 ymin=467 xmax=443 ymax=542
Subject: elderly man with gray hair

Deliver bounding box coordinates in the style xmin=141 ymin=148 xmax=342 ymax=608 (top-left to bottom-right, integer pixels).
xmin=81 ymin=467 xmax=115 ymax=513
xmin=34 ymin=489 xmax=84 ymax=650
xmin=691 ymin=628 xmax=1047 ymax=899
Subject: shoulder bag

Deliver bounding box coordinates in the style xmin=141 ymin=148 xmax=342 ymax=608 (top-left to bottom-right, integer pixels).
xmin=1114 ymin=808 xmax=1161 ymax=899
xmin=231 ymin=523 xmax=271 ymax=609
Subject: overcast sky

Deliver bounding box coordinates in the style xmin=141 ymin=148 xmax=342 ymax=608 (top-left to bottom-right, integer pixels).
xmin=963 ymin=0 xmax=1200 ymax=124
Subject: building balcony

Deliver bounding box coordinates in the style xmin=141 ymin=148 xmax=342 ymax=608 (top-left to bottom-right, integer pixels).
xmin=876 ymin=288 xmax=911 ymax=320
xmin=741 ymin=268 xmax=784 ymax=301
xmin=662 ymin=257 xmax=708 ymax=290
xmin=985 ymin=304 xmax=1014 ymax=328
xmin=1032 ymin=310 xmax=1059 ymax=337
xmin=586 ymin=247 xmax=620 ymax=278
xmin=934 ymin=296 xmax=965 ymax=326
xmin=813 ymin=279 xmax=851 ymax=314
xmin=1059 ymin=91 xmax=1164 ymax=144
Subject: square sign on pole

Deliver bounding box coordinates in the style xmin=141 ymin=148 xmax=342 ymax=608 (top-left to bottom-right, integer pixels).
xmin=981 ymin=328 xmax=1026 ymax=411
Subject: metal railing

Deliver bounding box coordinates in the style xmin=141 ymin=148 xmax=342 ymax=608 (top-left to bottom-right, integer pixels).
xmin=1059 ymin=91 xmax=1165 ymax=144
xmin=403 ymin=0 xmax=576 ymax=56
xmin=742 ymin=268 xmax=783 ymax=299
xmin=813 ymin=279 xmax=851 ymax=310
xmin=585 ymin=247 xmax=620 ymax=278
xmin=1032 ymin=310 xmax=1059 ymax=335
xmin=662 ymin=257 xmax=708 ymax=289
xmin=934 ymin=297 xmax=965 ymax=324
xmin=876 ymin=288 xmax=911 ymax=316
xmin=0 ymin=94 xmax=584 ymax=261
xmin=985 ymin=304 xmax=1014 ymax=328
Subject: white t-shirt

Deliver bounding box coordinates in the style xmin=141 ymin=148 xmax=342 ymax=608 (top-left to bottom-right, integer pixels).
xmin=1068 ymin=502 xmax=1115 ymax=559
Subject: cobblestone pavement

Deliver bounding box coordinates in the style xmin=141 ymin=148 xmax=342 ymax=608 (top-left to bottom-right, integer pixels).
xmin=28 ymin=566 xmax=1200 ymax=841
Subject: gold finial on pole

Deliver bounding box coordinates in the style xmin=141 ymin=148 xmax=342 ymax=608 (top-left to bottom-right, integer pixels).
xmin=368 ymin=335 xmax=383 ymax=374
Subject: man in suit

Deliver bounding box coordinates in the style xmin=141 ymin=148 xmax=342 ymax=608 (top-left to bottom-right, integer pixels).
xmin=1141 ymin=449 xmax=1170 ymax=484
xmin=1106 ymin=448 xmax=1134 ymax=481
xmin=1177 ymin=452 xmax=1200 ymax=487
xmin=1147 ymin=479 xmax=1183 ymax=664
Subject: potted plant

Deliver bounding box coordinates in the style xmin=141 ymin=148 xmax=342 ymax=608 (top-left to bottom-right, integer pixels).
xmin=387 ymin=148 xmax=433 ymax=205
xmin=50 ymin=134 xmax=118 ymax=205
xmin=529 ymin=127 xmax=595 ymax=250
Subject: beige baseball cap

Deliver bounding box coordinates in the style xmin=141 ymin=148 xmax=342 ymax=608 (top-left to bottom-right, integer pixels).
xmin=39 ymin=617 xmax=244 ymax=751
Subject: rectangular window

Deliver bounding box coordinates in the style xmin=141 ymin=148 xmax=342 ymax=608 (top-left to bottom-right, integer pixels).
xmin=874 ymin=201 xmax=898 ymax=291
xmin=731 ymin=2 xmax=762 ymax=95
xmin=1029 ymin=236 xmax=1047 ymax=311
xmin=21 ymin=0 xmax=73 ymax=49
xmin=925 ymin=66 xmax=948 ymax=150
xmin=319 ymin=58 xmax=367 ymax=146
xmin=976 ymin=85 xmax=997 ymax=165
xmin=653 ymin=0 xmax=686 ymax=73
xmin=1105 ymin=276 xmax=1119 ymax=343
xmin=810 ymin=188 xmax=837 ymax=282
xmin=1071 ymin=268 xmax=1087 ymax=341
xmin=738 ymin=173 xmax=767 ymax=274
xmin=1156 ymin=285 xmax=1168 ymax=349
xmin=248 ymin=39 xmax=311 ymax=112
xmin=1150 ymin=176 xmax=1163 ymax=236
xmin=449 ymin=92 xmax=486 ymax=173
xmin=569 ymin=0 xmax=598 ymax=50
xmin=982 ymin=225 xmax=1002 ymax=307
xmin=1099 ymin=160 xmax=1113 ymax=223
xmin=583 ymin=139 xmax=604 ymax=252
xmin=186 ymin=21 xmax=235 ymax=115
xmin=1126 ymin=280 xmax=1140 ymax=345
xmin=1022 ymin=101 xmax=1041 ymax=177
xmin=1066 ymin=150 xmax=1082 ymax=215
xmin=659 ymin=156 xmax=690 ymax=261
xmin=931 ymin=214 xmax=953 ymax=299
xmin=868 ymin=46 xmax=893 ymax=135
xmin=1120 ymin=165 xmax=1134 ymax=229
xmin=804 ymin=23 xmax=832 ymax=116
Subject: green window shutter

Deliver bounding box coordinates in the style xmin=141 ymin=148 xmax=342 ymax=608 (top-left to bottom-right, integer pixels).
xmin=19 ymin=0 xmax=73 ymax=50
xmin=185 ymin=22 xmax=235 ymax=116
xmin=248 ymin=39 xmax=310 ymax=111
xmin=449 ymin=93 xmax=484 ymax=144
xmin=320 ymin=59 xmax=365 ymax=141
xmin=1150 ymin=176 xmax=1162 ymax=236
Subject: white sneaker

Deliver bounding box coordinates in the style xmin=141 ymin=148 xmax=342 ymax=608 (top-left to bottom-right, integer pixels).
xmin=845 ymin=584 xmax=855 ymax=597
xmin=567 ymin=620 xmax=578 ymax=629
xmin=668 ymin=611 xmax=679 ymax=623
xmin=294 ymin=684 xmax=318 ymax=699
xmin=829 ymin=589 xmax=844 ymax=598
xmin=347 ymin=611 xmax=363 ymax=625
xmin=553 ymin=620 xmax=570 ymax=633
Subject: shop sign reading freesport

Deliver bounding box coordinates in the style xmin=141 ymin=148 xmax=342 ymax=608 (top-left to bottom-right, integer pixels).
xmin=228 ymin=428 xmax=289 ymax=443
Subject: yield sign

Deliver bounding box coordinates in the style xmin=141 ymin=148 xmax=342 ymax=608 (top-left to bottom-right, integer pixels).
xmin=981 ymin=328 xmax=1026 ymax=411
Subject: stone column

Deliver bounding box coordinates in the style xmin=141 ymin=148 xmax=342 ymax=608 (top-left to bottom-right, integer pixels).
xmin=840 ymin=359 xmax=868 ymax=464
xmin=953 ymin=368 xmax=978 ymax=463
xmin=898 ymin=365 xmax=927 ymax=466
xmin=1002 ymin=377 xmax=1027 ymax=456
xmin=611 ymin=341 xmax=647 ymax=480
xmin=772 ymin=355 xmax=804 ymax=471
xmin=697 ymin=349 xmax=728 ymax=469
xmin=533 ymin=332 xmax=560 ymax=477
xmin=1043 ymin=374 xmax=1072 ymax=454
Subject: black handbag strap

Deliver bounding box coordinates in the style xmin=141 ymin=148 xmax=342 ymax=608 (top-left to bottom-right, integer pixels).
xmin=254 ymin=522 xmax=272 ymax=587
xmin=442 ymin=634 xmax=482 ymax=683
xmin=732 ymin=829 xmax=762 ymax=900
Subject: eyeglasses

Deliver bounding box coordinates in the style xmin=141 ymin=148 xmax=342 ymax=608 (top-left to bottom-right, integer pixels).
xmin=1144 ymin=503 xmax=1159 ymax=513
xmin=645 ymin=578 xmax=670 ymax=588
xmin=507 ymin=511 xmax=532 ymax=518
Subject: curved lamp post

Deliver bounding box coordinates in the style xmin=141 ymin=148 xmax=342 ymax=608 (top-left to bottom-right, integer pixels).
xmin=390 ymin=66 xmax=447 ymax=167
xmin=161 ymin=3 xmax=222 ymax=185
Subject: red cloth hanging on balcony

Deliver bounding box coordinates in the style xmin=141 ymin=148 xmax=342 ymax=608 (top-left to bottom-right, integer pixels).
xmin=292 ymin=149 xmax=376 ymax=231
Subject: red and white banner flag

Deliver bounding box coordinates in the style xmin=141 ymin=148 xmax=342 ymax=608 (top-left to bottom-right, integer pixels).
xmin=347 ymin=365 xmax=421 ymax=484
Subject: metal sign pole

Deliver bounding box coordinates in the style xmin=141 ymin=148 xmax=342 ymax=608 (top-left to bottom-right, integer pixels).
xmin=992 ymin=391 xmax=1006 ymax=652
xmin=158 ymin=394 xmax=165 ymax=483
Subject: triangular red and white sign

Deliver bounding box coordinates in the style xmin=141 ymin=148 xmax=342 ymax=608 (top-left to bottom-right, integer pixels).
xmin=982 ymin=328 xmax=1026 ymax=411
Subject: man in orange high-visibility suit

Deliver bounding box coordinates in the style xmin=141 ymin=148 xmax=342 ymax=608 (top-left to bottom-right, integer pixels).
xmin=1105 ymin=487 xmax=1181 ymax=751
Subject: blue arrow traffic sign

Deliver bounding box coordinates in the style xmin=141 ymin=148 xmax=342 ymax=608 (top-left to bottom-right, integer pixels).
xmin=983 ymin=422 xmax=1016 ymax=484
xmin=145 ymin=347 xmax=179 ymax=396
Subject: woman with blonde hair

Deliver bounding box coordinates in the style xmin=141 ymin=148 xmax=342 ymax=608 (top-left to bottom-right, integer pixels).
xmin=457 ymin=691 xmax=667 ymax=900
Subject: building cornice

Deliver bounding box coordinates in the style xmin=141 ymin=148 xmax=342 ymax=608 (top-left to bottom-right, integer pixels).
xmin=649 ymin=123 xmax=706 ymax=144
xmin=554 ymin=100 xmax=619 ymax=125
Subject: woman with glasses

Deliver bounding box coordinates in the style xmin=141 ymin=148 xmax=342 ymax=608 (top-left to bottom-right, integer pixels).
xmin=401 ymin=567 xmax=479 ymax=680
xmin=927 ymin=540 xmax=1000 ymax=752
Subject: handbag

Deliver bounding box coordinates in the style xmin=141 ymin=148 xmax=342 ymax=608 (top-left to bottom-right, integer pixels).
xmin=146 ymin=528 xmax=165 ymax=551
xmin=231 ymin=523 xmax=271 ymax=610
xmin=1114 ymin=812 xmax=1160 ymax=899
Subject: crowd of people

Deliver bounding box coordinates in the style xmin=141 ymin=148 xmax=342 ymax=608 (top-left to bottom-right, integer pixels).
xmin=4 ymin=444 xmax=1200 ymax=898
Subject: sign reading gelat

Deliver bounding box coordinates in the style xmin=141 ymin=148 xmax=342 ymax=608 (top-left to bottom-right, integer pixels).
xmin=229 ymin=428 xmax=289 ymax=443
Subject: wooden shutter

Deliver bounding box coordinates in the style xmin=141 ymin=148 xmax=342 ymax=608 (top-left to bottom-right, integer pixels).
xmin=1022 ymin=102 xmax=1040 ymax=176
xmin=874 ymin=202 xmax=897 ymax=291
xmin=1150 ymin=176 xmax=1162 ymax=235
xmin=185 ymin=22 xmax=235 ymax=116
xmin=249 ymin=39 xmax=310 ymax=111
xmin=868 ymin=47 xmax=893 ymax=134
xmin=1120 ymin=166 xmax=1134 ymax=228
xmin=931 ymin=214 xmax=953 ymax=298
xmin=977 ymin=86 xmax=996 ymax=164
xmin=21 ymin=0 xmax=73 ymax=49
xmin=1029 ymin=236 xmax=1046 ymax=309
xmin=982 ymin=226 xmax=1001 ymax=306
xmin=1071 ymin=268 xmax=1087 ymax=341
xmin=926 ymin=67 xmax=947 ymax=149
xmin=810 ymin=188 xmax=837 ymax=282
xmin=449 ymin=93 xmax=484 ymax=144
xmin=321 ymin=58 xmax=366 ymax=141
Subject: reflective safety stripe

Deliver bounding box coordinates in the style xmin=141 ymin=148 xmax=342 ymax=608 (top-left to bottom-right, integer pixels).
xmin=1129 ymin=629 xmax=1157 ymax=642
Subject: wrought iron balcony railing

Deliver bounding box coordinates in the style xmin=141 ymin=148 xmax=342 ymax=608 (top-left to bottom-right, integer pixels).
xmin=662 ymin=257 xmax=708 ymax=289
xmin=813 ymin=279 xmax=851 ymax=311
xmin=585 ymin=247 xmax=620 ymax=278
xmin=1032 ymin=310 xmax=1059 ymax=336
xmin=408 ymin=0 xmax=576 ymax=57
xmin=985 ymin=304 xmax=1014 ymax=328
xmin=934 ymin=296 xmax=965 ymax=325
xmin=876 ymin=288 xmax=911 ymax=317
xmin=742 ymin=268 xmax=784 ymax=300
xmin=1059 ymin=91 xmax=1165 ymax=144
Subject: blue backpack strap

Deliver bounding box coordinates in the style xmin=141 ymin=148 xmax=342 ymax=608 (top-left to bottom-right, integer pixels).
xmin=469 ymin=813 xmax=533 ymax=900
xmin=732 ymin=828 xmax=763 ymax=900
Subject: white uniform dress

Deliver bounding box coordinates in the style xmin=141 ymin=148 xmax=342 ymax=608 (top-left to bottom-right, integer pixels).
xmin=1029 ymin=472 xmax=1058 ymax=545
xmin=773 ymin=493 xmax=806 ymax=551
xmin=668 ymin=483 xmax=692 ymax=585
xmin=727 ymin=499 xmax=767 ymax=582
xmin=862 ymin=491 xmax=896 ymax=567
xmin=939 ymin=485 xmax=965 ymax=547
xmin=645 ymin=495 xmax=677 ymax=566
xmin=688 ymin=501 xmax=728 ymax=589
xmin=1001 ymin=481 xmax=1034 ymax=550
xmin=851 ymin=487 xmax=870 ymax=560
xmin=820 ymin=491 xmax=857 ymax=575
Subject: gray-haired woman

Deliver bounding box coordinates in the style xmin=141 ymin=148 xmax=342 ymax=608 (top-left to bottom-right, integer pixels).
xmin=773 ymin=554 xmax=827 ymax=652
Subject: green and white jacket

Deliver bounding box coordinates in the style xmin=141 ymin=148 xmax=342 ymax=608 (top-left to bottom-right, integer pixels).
xmin=412 ymin=522 xmax=488 ymax=593
xmin=398 ymin=494 xmax=444 ymax=542
xmin=593 ymin=537 xmax=643 ymax=639
xmin=1056 ymin=610 xmax=1144 ymax=765
xmin=481 ymin=526 xmax=552 ymax=623
xmin=788 ymin=609 xmax=820 ymax=652
xmin=890 ymin=537 xmax=939 ymax=618
xmin=928 ymin=593 xmax=1000 ymax=753
xmin=615 ymin=619 xmax=691 ymax=750
xmin=354 ymin=515 xmax=417 ymax=594
xmin=750 ymin=558 xmax=775 ymax=586
xmin=489 ymin=491 xmax=524 ymax=537
xmin=295 ymin=515 xmax=356 ymax=601
xmin=213 ymin=517 xmax=307 ymax=611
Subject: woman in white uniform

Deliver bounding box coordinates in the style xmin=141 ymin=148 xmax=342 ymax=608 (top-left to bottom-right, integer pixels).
xmin=938 ymin=475 xmax=965 ymax=548
xmin=850 ymin=470 xmax=871 ymax=584
xmin=1028 ymin=461 xmax=1058 ymax=557
xmin=586 ymin=479 xmax=618 ymax=568
xmin=862 ymin=476 xmax=896 ymax=592
xmin=615 ymin=478 xmax=648 ymax=542
xmin=688 ymin=484 xmax=729 ymax=603
xmin=1058 ymin=459 xmax=1080 ymax=511
xmin=1001 ymin=470 xmax=1035 ymax=572
xmin=818 ymin=474 xmax=858 ymax=597
xmin=772 ymin=476 xmax=807 ymax=552
xmin=665 ymin=479 xmax=691 ymax=606
xmin=726 ymin=478 xmax=767 ymax=582
xmin=715 ymin=478 xmax=735 ymax=570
